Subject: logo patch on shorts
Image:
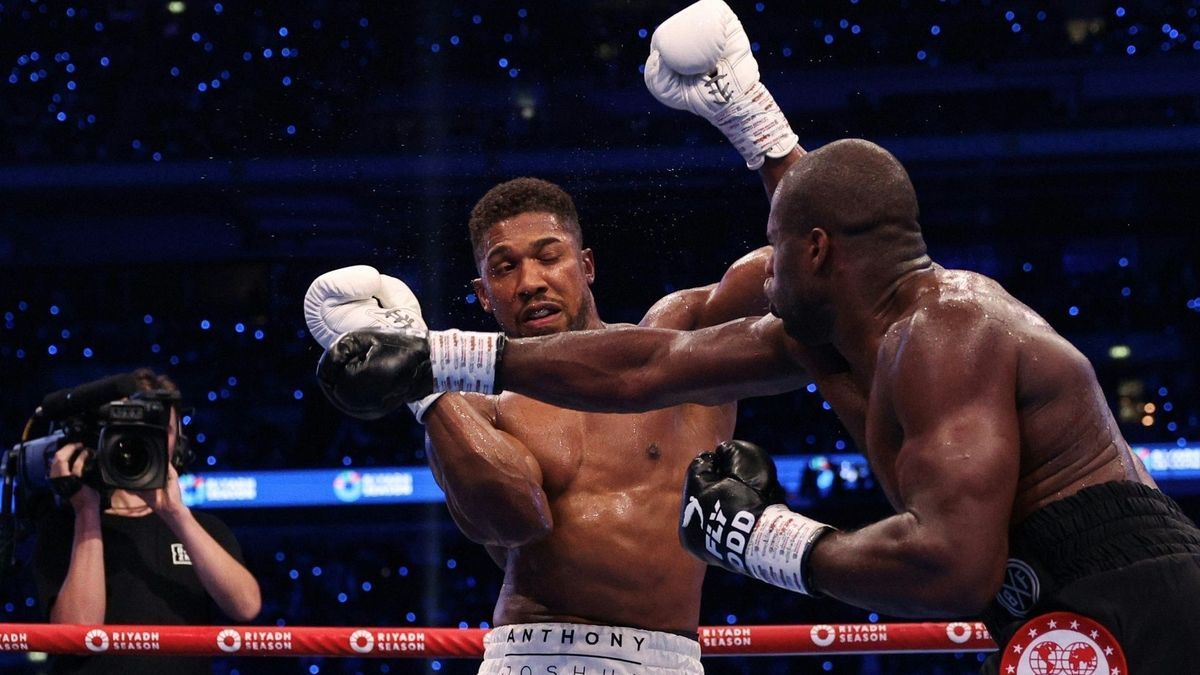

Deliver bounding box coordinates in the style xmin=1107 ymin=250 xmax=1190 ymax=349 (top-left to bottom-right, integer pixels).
xmin=999 ymin=611 xmax=1127 ymax=675
xmin=171 ymin=543 xmax=192 ymax=565
xmin=995 ymin=558 xmax=1040 ymax=617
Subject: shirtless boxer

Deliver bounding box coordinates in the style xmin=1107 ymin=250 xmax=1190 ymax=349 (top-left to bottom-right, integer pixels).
xmin=323 ymin=137 xmax=1200 ymax=673
xmin=306 ymin=4 xmax=803 ymax=672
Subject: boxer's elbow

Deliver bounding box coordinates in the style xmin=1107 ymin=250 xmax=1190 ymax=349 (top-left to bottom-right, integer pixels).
xmin=894 ymin=537 xmax=1002 ymax=617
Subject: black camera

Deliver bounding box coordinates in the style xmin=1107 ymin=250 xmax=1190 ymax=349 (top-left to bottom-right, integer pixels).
xmin=6 ymin=375 xmax=183 ymax=493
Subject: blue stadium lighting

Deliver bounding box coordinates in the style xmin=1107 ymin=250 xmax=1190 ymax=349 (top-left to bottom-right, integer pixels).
xmin=1162 ymin=24 xmax=1172 ymax=34
xmin=458 ymin=621 xmax=468 ymax=629
xmin=279 ymin=27 xmax=289 ymax=37
xmin=472 ymin=15 xmax=482 ymax=25
xmin=431 ymin=662 xmax=442 ymax=671
xmin=182 ymin=414 xmax=193 ymax=425
xmin=917 ymin=50 xmax=927 ymax=61
xmin=29 ymin=73 xmax=40 ymax=82
xmin=275 ymin=551 xmax=285 ymax=562
xmin=66 ymin=8 xmax=76 ymax=17
xmin=755 ymin=2 xmax=764 ymax=11
xmin=312 ymin=566 xmax=323 ymax=576
xmin=263 ymin=48 xmax=273 ymax=58
xmin=751 ymin=41 xmax=760 ymax=52
xmin=446 ymin=558 xmax=457 ymax=569
xmin=726 ymin=614 xmax=737 ymax=624
xmin=214 ymin=3 xmax=222 ymax=13
xmin=286 ymin=124 xmax=296 ymax=135
xmin=206 ymin=455 xmax=216 ymax=466
xmin=254 ymin=329 xmax=265 ymax=339
xmin=783 ymin=47 xmax=793 ymax=56
xmin=197 ymin=82 xmax=208 ymax=92
xmin=47 ymin=345 xmax=58 ymax=355
xmin=67 ymin=80 xmax=76 ymax=90
xmin=151 ymin=343 xmax=161 ymax=353
xmin=169 ymin=66 xmax=180 ymax=77
xmin=362 ymin=582 xmax=372 ymax=592
xmin=509 ymin=68 xmax=519 ymax=78
xmin=3 ymin=604 xmax=12 ymax=613
xmin=1012 ymin=23 xmax=1022 ymax=33
xmin=7 ymin=75 xmax=16 ymax=85
xmin=406 ymin=612 xmax=416 ymax=622
xmin=806 ymin=383 xmax=818 ymax=393
xmin=479 ymin=622 xmax=490 ymax=629
xmin=824 ymin=34 xmax=834 ymax=45
xmin=30 ymin=52 xmax=40 ymax=62
xmin=358 ymin=17 xmax=369 ymax=28
xmin=1164 ymin=402 xmax=1174 ymax=412
xmin=835 ymin=440 xmax=846 ymax=450
xmin=1036 ymin=11 xmax=1046 ymax=21
xmin=1126 ymin=45 xmax=1136 ymax=55
xmin=15 ymin=350 xmax=25 ymax=359
xmin=18 ymin=302 xmax=27 ymax=311
xmin=430 ymin=43 xmax=440 ymax=53
xmin=450 ymin=35 xmax=460 ymax=45
xmin=1158 ymin=387 xmax=1168 ymax=396
xmin=207 ymin=391 xmax=218 ymax=402
xmin=1118 ymin=256 xmax=1129 ymax=267
xmin=1068 ymin=306 xmax=1080 ymax=316
xmin=498 ymin=57 xmax=508 ymax=67
xmin=839 ymin=19 xmax=849 ymax=29
xmin=82 ymin=347 xmax=93 ymax=358
xmin=851 ymin=25 xmax=861 ymax=34
xmin=399 ymin=566 xmax=409 ymax=576
xmin=308 ymin=664 xmax=319 ymax=674
xmin=197 ymin=433 xmax=206 ymax=443
xmin=200 ymin=319 xmax=211 ymax=329
xmin=210 ymin=79 xmax=220 ymax=89
xmin=228 ymin=376 xmax=238 ymax=386
xmin=242 ymin=52 xmax=252 ymax=62
xmin=503 ymin=33 xmax=513 ymax=43
xmin=822 ymin=401 xmax=832 ymax=410
xmin=60 ymin=329 xmax=70 ymax=338
xmin=281 ymin=48 xmax=291 ymax=57
xmin=518 ymin=8 xmax=527 ymax=18
xmin=1004 ymin=11 xmax=1015 ymax=22
xmin=293 ymin=389 xmax=304 ymax=400
xmin=1121 ymin=287 xmax=1131 ymax=297
xmin=337 ymin=593 xmax=347 ymax=603
xmin=56 ymin=112 xmax=65 ymax=121
xmin=312 ymin=19 xmax=321 ymax=29
xmin=281 ymin=75 xmax=291 ymax=85
xmin=191 ymin=32 xmax=201 ymax=43
xmin=342 ymin=456 xmax=352 ymax=466
xmin=1169 ymin=422 xmax=1178 ymax=432
xmin=169 ymin=355 xmax=180 ymax=365
xmin=931 ymin=25 xmax=941 ymax=36
xmin=868 ymin=613 xmax=879 ymax=622
xmin=235 ymin=322 xmax=246 ymax=333
xmin=1115 ymin=7 xmax=1126 ymax=18
xmin=1179 ymin=438 xmax=1188 ymax=448
xmin=637 ymin=28 xmax=648 ymax=38
xmin=24 ymin=597 xmax=34 ymax=607
xmin=49 ymin=304 xmax=60 ymax=315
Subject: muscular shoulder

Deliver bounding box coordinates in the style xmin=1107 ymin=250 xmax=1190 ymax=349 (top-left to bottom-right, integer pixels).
xmin=884 ymin=284 xmax=1019 ymax=380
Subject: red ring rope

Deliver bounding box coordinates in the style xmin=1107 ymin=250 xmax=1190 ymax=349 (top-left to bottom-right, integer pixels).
xmin=0 ymin=622 xmax=996 ymax=657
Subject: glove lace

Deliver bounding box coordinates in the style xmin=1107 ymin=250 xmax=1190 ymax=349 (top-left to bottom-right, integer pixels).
xmin=704 ymin=71 xmax=734 ymax=104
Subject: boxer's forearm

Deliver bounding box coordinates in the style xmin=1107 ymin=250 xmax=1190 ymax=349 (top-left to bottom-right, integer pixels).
xmin=808 ymin=514 xmax=1003 ymax=618
xmin=500 ymin=318 xmax=806 ymax=412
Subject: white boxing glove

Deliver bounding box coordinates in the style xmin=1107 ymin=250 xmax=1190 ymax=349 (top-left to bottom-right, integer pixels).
xmin=645 ymin=0 xmax=799 ymax=170
xmin=303 ymin=265 xmax=443 ymax=422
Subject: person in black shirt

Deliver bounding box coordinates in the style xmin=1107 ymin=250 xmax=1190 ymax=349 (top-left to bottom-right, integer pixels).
xmin=32 ymin=368 xmax=261 ymax=674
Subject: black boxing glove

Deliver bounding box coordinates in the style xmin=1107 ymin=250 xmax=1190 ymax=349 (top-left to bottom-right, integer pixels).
xmin=316 ymin=327 xmax=506 ymax=420
xmin=680 ymin=439 xmax=834 ymax=595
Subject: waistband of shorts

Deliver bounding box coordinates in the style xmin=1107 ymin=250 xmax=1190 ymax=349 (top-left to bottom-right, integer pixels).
xmin=1011 ymin=480 xmax=1200 ymax=583
xmin=483 ymin=622 xmax=701 ymax=666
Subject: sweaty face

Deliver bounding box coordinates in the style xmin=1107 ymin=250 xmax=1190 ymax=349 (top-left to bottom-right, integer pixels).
xmin=473 ymin=212 xmax=597 ymax=338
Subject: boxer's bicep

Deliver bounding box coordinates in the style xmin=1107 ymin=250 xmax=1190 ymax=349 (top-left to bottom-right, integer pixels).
xmin=640 ymin=247 xmax=772 ymax=330
xmin=423 ymin=394 xmax=553 ymax=548
xmin=890 ymin=316 xmax=1020 ymax=606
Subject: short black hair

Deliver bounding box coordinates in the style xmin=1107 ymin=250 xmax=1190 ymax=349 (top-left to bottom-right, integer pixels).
xmin=468 ymin=177 xmax=581 ymax=263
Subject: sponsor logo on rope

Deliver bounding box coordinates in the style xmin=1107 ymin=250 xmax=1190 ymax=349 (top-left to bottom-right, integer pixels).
xmin=809 ymin=624 xmax=889 ymax=648
xmin=0 ymin=631 xmax=29 ymax=651
xmin=217 ymin=629 xmax=242 ymax=653
xmin=995 ymin=558 xmax=1040 ymax=618
xmin=1000 ymin=611 xmax=1126 ymax=675
xmin=84 ymin=629 xmax=109 ymax=653
xmin=349 ymin=630 xmax=426 ymax=652
xmin=350 ymin=629 xmax=374 ymax=654
xmin=699 ymin=627 xmax=752 ymax=648
xmin=945 ymin=622 xmax=990 ymax=645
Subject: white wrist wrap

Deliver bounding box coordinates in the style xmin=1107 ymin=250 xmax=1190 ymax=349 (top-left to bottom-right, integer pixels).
xmin=428 ymin=330 xmax=502 ymax=394
xmin=406 ymin=393 xmax=445 ymax=424
xmin=712 ymin=81 xmax=799 ymax=170
xmin=744 ymin=504 xmax=832 ymax=595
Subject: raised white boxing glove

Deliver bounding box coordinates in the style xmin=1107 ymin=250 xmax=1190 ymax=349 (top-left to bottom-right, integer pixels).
xmin=645 ymin=0 xmax=799 ymax=170
xmin=303 ymin=265 xmax=443 ymax=422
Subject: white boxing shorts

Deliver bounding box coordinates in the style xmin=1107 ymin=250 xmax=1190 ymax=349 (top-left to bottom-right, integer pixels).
xmin=478 ymin=622 xmax=704 ymax=675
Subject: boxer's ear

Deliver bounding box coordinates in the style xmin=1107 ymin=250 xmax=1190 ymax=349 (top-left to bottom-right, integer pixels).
xmin=471 ymin=278 xmax=493 ymax=314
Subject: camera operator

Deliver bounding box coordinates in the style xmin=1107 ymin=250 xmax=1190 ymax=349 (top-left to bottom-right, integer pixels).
xmin=30 ymin=369 xmax=261 ymax=674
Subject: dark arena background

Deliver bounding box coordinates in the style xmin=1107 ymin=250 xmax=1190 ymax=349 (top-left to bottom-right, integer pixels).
xmin=2 ymin=1 xmax=1199 ymax=673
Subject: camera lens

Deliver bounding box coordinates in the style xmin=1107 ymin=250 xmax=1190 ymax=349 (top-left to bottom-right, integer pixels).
xmin=108 ymin=435 xmax=151 ymax=478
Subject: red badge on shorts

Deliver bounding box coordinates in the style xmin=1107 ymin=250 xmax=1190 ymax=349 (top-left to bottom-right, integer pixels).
xmin=999 ymin=611 xmax=1127 ymax=675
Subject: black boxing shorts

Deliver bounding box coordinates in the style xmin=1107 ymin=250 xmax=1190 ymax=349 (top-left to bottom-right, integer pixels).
xmin=980 ymin=481 xmax=1200 ymax=674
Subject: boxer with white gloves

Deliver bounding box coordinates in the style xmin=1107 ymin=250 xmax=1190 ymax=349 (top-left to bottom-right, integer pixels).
xmin=645 ymin=0 xmax=800 ymax=171
xmin=304 ymin=265 xmax=500 ymax=421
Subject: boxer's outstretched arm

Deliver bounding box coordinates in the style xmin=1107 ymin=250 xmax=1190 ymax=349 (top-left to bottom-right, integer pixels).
xmin=423 ymin=393 xmax=552 ymax=548
xmin=641 ymin=247 xmax=772 ymax=331
xmin=501 ymin=315 xmax=809 ymax=413
xmin=807 ymin=306 xmax=1020 ymax=617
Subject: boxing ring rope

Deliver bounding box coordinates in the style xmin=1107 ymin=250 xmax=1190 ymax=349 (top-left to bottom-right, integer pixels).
xmin=0 ymin=621 xmax=996 ymax=657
